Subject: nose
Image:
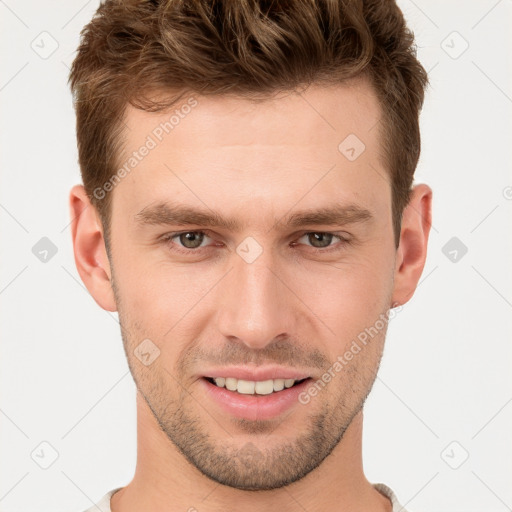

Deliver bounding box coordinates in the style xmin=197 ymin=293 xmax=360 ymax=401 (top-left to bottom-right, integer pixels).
xmin=216 ymin=248 xmax=296 ymax=350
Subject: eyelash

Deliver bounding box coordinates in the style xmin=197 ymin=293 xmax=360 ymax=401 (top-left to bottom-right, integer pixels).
xmin=159 ymin=230 xmax=351 ymax=256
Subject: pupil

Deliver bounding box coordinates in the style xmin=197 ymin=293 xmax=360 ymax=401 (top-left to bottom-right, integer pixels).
xmin=309 ymin=232 xmax=332 ymax=248
xmin=180 ymin=232 xmax=203 ymax=249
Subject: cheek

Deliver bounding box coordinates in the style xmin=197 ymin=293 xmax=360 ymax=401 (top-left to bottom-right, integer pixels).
xmin=292 ymin=252 xmax=393 ymax=337
xmin=116 ymin=259 xmax=222 ymax=364
xmin=131 ymin=262 xmax=220 ymax=314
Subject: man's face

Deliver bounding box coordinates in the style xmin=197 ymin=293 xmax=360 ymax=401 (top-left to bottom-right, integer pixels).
xmin=108 ymin=79 xmax=397 ymax=490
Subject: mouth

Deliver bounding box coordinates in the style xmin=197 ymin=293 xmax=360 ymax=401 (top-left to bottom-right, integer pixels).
xmin=200 ymin=375 xmax=313 ymax=421
xmin=203 ymin=376 xmax=310 ymax=396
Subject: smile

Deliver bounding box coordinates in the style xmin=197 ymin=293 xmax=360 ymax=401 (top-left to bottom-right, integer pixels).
xmin=205 ymin=377 xmax=308 ymax=395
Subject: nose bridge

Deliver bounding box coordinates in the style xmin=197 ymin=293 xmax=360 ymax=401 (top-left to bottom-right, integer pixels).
xmin=216 ymin=247 xmax=292 ymax=349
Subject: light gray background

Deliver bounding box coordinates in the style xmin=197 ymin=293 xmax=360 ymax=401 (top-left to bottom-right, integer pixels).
xmin=1 ymin=1 xmax=511 ymax=511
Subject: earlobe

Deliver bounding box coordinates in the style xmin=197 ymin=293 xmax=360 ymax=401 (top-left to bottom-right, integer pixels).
xmin=68 ymin=184 xmax=117 ymax=312
xmin=391 ymin=184 xmax=433 ymax=307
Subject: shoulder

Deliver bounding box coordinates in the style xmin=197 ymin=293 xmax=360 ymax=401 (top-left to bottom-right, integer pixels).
xmin=79 ymin=487 xmax=123 ymax=512
xmin=373 ymin=482 xmax=410 ymax=512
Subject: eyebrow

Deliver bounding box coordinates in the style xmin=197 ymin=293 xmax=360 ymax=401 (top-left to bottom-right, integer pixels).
xmin=134 ymin=201 xmax=374 ymax=231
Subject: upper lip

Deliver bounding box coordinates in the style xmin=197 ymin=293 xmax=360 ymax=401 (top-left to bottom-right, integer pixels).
xmin=201 ymin=365 xmax=311 ymax=381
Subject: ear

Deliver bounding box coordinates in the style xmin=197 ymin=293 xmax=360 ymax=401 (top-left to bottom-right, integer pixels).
xmin=391 ymin=184 xmax=433 ymax=307
xmin=68 ymin=184 xmax=117 ymax=312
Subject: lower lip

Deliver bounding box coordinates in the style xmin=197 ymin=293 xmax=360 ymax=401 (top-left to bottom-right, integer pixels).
xmin=200 ymin=377 xmax=312 ymax=422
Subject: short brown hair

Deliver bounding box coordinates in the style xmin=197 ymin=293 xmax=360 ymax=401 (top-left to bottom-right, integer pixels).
xmin=69 ymin=0 xmax=428 ymax=248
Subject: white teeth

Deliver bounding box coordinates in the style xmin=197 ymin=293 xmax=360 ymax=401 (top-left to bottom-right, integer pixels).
xmin=225 ymin=377 xmax=238 ymax=391
xmin=273 ymin=379 xmax=285 ymax=392
xmin=210 ymin=377 xmax=304 ymax=394
xmin=214 ymin=377 xmax=225 ymax=387
xmin=237 ymin=379 xmax=255 ymax=394
xmin=254 ymin=380 xmax=274 ymax=395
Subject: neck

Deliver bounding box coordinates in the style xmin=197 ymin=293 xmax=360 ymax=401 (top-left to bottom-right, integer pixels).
xmin=111 ymin=392 xmax=391 ymax=512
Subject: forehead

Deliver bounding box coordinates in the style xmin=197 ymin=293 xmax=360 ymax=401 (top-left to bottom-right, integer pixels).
xmin=113 ymin=78 xmax=388 ymax=224
xmin=122 ymin=78 xmax=382 ymax=151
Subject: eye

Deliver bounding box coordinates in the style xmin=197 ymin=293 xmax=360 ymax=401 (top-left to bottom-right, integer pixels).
xmin=161 ymin=230 xmax=215 ymax=253
xmin=160 ymin=230 xmax=351 ymax=257
xmin=294 ymin=232 xmax=350 ymax=252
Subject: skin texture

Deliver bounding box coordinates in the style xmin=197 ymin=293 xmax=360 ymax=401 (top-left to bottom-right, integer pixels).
xmin=69 ymin=78 xmax=432 ymax=512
